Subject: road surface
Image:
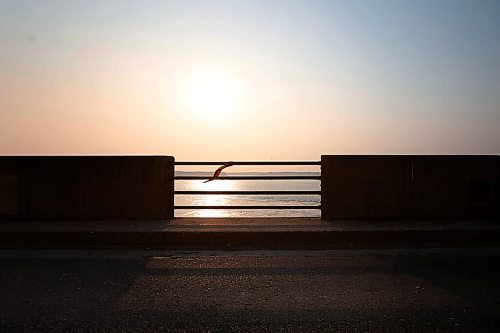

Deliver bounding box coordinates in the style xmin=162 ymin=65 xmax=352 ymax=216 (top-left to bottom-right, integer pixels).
xmin=1 ymin=248 xmax=499 ymax=332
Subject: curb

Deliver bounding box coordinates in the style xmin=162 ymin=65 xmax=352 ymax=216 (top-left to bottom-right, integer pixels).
xmin=2 ymin=228 xmax=500 ymax=250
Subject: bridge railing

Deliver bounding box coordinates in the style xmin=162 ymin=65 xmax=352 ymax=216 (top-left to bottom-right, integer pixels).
xmin=174 ymin=161 xmax=321 ymax=211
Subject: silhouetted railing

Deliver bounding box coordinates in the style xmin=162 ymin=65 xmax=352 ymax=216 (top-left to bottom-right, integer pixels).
xmin=175 ymin=175 xmax=320 ymax=180
xmin=174 ymin=161 xmax=321 ymax=211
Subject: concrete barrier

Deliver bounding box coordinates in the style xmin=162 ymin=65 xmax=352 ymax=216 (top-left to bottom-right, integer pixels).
xmin=321 ymin=155 xmax=499 ymax=220
xmin=0 ymin=156 xmax=174 ymax=220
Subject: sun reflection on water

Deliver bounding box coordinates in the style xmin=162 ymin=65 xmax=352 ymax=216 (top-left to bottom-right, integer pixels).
xmin=191 ymin=180 xmax=235 ymax=217
xmin=175 ymin=179 xmax=321 ymax=218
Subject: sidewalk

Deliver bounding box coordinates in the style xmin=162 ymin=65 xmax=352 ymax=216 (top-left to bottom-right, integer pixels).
xmin=1 ymin=218 xmax=499 ymax=250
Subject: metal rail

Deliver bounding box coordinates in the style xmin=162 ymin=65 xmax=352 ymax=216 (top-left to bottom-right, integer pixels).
xmin=174 ymin=205 xmax=321 ymax=210
xmin=174 ymin=160 xmax=321 ymax=211
xmin=175 ymin=190 xmax=320 ymax=195
xmin=175 ymin=175 xmax=320 ymax=180
xmin=175 ymin=161 xmax=320 ymax=165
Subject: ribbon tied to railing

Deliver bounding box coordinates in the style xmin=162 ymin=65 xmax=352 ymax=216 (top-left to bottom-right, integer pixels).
xmin=203 ymin=161 xmax=235 ymax=183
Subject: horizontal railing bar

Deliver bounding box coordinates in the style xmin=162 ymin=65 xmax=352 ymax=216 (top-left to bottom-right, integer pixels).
xmin=175 ymin=176 xmax=321 ymax=180
xmin=175 ymin=190 xmax=320 ymax=195
xmin=175 ymin=161 xmax=320 ymax=165
xmin=174 ymin=205 xmax=321 ymax=210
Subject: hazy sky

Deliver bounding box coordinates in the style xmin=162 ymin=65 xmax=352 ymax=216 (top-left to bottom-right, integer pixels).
xmin=1 ymin=0 xmax=500 ymax=160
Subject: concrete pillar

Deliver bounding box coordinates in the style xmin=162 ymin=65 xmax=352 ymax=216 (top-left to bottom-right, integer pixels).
xmin=0 ymin=156 xmax=174 ymax=220
xmin=321 ymin=155 xmax=499 ymax=220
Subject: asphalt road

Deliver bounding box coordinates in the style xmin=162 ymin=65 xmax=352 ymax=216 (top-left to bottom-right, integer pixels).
xmin=1 ymin=248 xmax=499 ymax=332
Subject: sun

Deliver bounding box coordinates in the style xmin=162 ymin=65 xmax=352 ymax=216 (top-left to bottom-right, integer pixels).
xmin=178 ymin=67 xmax=242 ymax=121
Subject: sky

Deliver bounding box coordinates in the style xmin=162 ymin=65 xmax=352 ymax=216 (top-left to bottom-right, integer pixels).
xmin=1 ymin=0 xmax=500 ymax=161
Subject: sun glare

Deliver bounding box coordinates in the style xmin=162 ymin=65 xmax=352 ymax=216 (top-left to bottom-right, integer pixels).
xmin=192 ymin=180 xmax=235 ymax=217
xmin=179 ymin=67 xmax=242 ymax=121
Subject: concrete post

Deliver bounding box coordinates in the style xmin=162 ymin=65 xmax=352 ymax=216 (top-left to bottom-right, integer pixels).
xmin=0 ymin=156 xmax=174 ymax=220
xmin=321 ymin=155 xmax=499 ymax=220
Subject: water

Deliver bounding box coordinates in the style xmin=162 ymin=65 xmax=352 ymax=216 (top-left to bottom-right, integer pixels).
xmin=175 ymin=179 xmax=321 ymax=217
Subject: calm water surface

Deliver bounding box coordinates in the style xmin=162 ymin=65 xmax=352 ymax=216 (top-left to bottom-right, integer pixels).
xmin=175 ymin=179 xmax=321 ymax=217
